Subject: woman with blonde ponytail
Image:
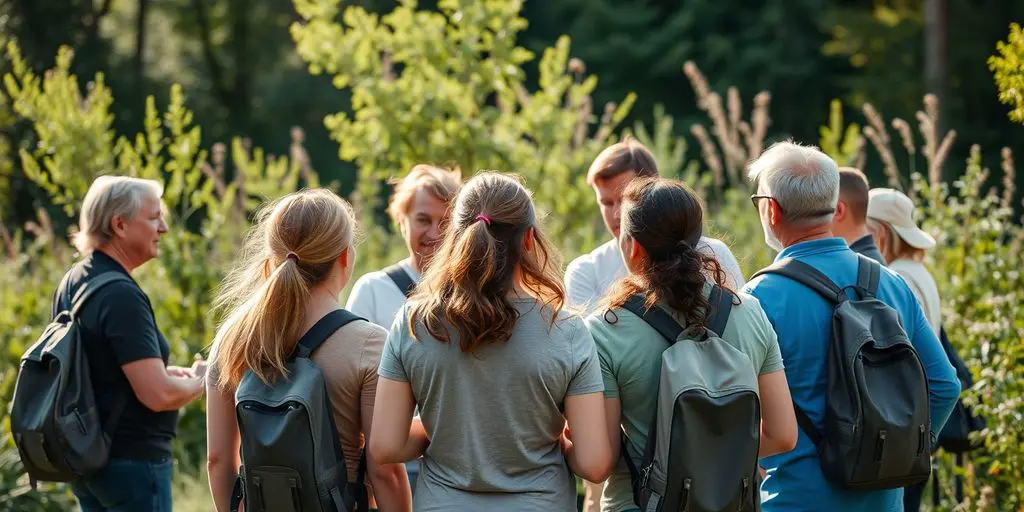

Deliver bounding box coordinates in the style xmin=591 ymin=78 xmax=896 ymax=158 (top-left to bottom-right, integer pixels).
xmin=205 ymin=189 xmax=412 ymax=512
xmin=370 ymin=172 xmax=613 ymax=511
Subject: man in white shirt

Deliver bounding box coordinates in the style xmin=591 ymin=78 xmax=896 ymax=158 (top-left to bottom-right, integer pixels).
xmin=566 ymin=136 xmax=746 ymax=512
xmin=566 ymin=136 xmax=746 ymax=315
xmin=344 ymin=164 xmax=461 ymax=492
xmin=346 ymin=164 xmax=462 ymax=328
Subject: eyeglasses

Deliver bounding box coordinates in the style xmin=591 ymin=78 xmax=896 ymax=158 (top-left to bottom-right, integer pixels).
xmin=750 ymin=194 xmax=835 ymax=219
xmin=750 ymin=194 xmax=781 ymax=213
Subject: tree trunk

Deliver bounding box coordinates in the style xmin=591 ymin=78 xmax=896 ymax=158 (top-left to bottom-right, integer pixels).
xmin=134 ymin=0 xmax=149 ymax=99
xmin=924 ymin=0 xmax=948 ymax=175
xmin=230 ymin=0 xmax=250 ymax=136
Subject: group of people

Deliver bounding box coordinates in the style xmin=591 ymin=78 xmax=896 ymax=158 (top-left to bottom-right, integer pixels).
xmin=51 ymin=136 xmax=961 ymax=512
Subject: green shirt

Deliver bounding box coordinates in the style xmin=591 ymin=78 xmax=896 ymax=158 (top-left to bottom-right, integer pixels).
xmin=584 ymin=283 xmax=785 ymax=512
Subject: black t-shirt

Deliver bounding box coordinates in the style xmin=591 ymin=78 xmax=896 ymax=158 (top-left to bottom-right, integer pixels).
xmin=51 ymin=250 xmax=177 ymax=460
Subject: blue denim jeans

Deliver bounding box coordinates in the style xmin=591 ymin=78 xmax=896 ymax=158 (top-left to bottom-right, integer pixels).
xmin=72 ymin=457 xmax=173 ymax=512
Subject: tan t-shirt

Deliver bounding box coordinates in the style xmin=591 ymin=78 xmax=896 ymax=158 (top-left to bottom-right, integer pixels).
xmin=310 ymin=318 xmax=387 ymax=487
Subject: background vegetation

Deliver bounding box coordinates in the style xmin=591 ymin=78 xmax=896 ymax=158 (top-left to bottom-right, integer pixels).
xmin=0 ymin=1 xmax=1022 ymax=511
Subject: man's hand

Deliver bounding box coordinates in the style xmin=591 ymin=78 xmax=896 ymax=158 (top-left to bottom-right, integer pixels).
xmin=166 ymin=365 xmax=194 ymax=378
xmin=191 ymin=358 xmax=209 ymax=380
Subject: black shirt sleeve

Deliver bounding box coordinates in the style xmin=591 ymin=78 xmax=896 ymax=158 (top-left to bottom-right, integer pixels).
xmin=86 ymin=282 xmax=165 ymax=365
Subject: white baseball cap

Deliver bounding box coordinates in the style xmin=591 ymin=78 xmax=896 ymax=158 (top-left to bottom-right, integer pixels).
xmin=867 ymin=188 xmax=935 ymax=249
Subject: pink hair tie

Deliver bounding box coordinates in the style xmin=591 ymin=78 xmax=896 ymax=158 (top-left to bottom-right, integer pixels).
xmin=285 ymin=251 xmax=299 ymax=262
xmin=475 ymin=214 xmax=492 ymax=226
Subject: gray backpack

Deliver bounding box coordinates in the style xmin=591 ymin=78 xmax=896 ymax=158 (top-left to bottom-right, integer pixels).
xmin=230 ymin=309 xmax=368 ymax=512
xmin=620 ymin=285 xmax=762 ymax=512
xmin=752 ymin=255 xmax=931 ymax=490
xmin=10 ymin=271 xmax=131 ymax=489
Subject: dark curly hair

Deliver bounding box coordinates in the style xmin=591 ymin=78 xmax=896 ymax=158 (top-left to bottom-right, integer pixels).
xmin=602 ymin=177 xmax=734 ymax=328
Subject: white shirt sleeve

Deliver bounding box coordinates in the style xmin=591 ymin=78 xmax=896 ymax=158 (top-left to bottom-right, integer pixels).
xmin=701 ymin=237 xmax=746 ymax=290
xmin=344 ymin=274 xmax=378 ymax=325
xmin=564 ymin=254 xmax=599 ymax=315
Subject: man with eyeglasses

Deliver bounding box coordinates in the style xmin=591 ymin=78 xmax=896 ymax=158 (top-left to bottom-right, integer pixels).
xmin=741 ymin=141 xmax=960 ymax=512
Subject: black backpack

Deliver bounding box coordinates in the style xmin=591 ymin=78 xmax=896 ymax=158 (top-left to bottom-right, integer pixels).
xmin=231 ymin=309 xmax=368 ymax=512
xmin=619 ymin=286 xmax=762 ymax=512
xmin=752 ymin=255 xmax=931 ymax=491
xmin=10 ymin=271 xmax=131 ymax=488
xmin=383 ymin=264 xmax=416 ymax=298
xmin=935 ymin=326 xmax=985 ymax=454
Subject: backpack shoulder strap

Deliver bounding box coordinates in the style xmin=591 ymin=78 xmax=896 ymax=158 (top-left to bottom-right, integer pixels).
xmin=294 ymin=309 xmax=365 ymax=359
xmin=621 ymin=294 xmax=684 ymax=343
xmin=706 ymin=285 xmax=735 ymax=337
xmin=752 ymin=258 xmax=846 ymax=303
xmin=383 ymin=264 xmax=416 ymax=298
xmin=794 ymin=405 xmax=824 ymax=447
xmin=69 ymin=272 xmax=135 ymax=319
xmin=856 ymin=254 xmax=881 ymax=298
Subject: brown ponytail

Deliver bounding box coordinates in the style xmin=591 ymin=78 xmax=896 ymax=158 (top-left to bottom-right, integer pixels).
xmin=407 ymin=172 xmax=565 ymax=352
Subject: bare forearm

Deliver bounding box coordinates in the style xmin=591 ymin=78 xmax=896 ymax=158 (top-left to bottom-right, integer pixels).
xmin=207 ymin=459 xmax=239 ymax=512
xmin=160 ymin=376 xmax=204 ymax=410
xmin=381 ymin=433 xmax=428 ymax=464
xmin=367 ymin=463 xmax=412 ymax=512
xmin=759 ymin=429 xmax=796 ymax=457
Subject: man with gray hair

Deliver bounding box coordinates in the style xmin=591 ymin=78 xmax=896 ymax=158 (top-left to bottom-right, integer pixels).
xmin=741 ymin=141 xmax=960 ymax=512
xmin=56 ymin=175 xmax=206 ymax=511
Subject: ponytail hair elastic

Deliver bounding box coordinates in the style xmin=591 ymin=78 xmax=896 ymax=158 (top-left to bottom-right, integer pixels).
xmin=285 ymin=251 xmax=299 ymax=262
xmin=475 ymin=214 xmax=493 ymax=226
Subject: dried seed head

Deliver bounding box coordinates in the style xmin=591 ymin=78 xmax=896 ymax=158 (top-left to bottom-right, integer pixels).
xmin=568 ymin=58 xmax=585 ymax=74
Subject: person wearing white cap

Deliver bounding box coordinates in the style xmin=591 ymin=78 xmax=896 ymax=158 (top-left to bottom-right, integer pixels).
xmin=866 ymin=188 xmax=941 ymax=334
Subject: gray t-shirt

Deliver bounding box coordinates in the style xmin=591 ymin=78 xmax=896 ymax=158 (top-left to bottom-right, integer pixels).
xmin=378 ymin=297 xmax=604 ymax=512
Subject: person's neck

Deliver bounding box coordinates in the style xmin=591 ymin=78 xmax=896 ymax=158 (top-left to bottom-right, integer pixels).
xmin=833 ymin=223 xmax=871 ymax=246
xmin=408 ymin=254 xmax=423 ymax=274
xmin=303 ymin=284 xmax=342 ymax=332
xmin=780 ymin=224 xmax=834 ymax=248
xmin=95 ymin=244 xmax=138 ymax=273
xmin=843 ymin=226 xmax=872 ymax=246
xmin=506 ymin=269 xmax=532 ymax=299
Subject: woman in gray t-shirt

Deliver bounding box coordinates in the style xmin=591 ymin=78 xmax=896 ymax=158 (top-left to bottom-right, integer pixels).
xmin=371 ymin=172 xmax=613 ymax=511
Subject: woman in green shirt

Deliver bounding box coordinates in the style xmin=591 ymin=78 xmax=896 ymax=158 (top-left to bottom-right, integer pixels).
xmin=585 ymin=177 xmax=798 ymax=512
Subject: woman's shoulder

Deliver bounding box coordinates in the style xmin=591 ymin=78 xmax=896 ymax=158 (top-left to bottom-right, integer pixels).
xmin=719 ymin=288 xmax=773 ymax=331
xmin=322 ymin=317 xmax=388 ymax=353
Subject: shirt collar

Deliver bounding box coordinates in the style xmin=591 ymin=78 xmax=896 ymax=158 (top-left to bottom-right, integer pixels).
xmin=775 ymin=237 xmax=850 ymax=261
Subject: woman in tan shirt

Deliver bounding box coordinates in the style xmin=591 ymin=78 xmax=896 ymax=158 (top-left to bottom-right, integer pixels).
xmin=205 ymin=188 xmax=412 ymax=512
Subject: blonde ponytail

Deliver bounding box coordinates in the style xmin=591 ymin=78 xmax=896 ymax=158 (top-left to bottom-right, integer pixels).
xmin=210 ymin=189 xmax=356 ymax=389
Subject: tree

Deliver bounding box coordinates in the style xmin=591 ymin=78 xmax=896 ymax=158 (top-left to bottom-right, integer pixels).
xmin=290 ymin=0 xmax=636 ymax=262
xmin=990 ymin=22 xmax=1024 ymax=125
xmin=521 ymin=0 xmax=842 ymax=148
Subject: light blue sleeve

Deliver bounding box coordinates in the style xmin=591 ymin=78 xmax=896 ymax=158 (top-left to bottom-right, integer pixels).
xmin=904 ymin=288 xmax=961 ymax=438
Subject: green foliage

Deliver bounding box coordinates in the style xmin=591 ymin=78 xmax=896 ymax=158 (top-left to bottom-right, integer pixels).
xmin=291 ymin=0 xmax=636 ymax=260
xmin=623 ymin=104 xmax=695 ymax=181
xmin=3 ymin=44 xmax=117 ymax=214
xmin=912 ymin=145 xmax=1023 ymax=510
xmin=0 ymin=4 xmax=1022 ymax=511
xmin=990 ymin=22 xmax=1024 ymax=125
xmin=0 ymin=40 xmax=310 ymax=506
xmin=819 ymin=99 xmax=863 ymax=168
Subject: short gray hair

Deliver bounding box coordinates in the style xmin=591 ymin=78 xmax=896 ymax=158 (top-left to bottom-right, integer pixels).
xmin=73 ymin=176 xmax=164 ymax=253
xmin=747 ymin=141 xmax=839 ymax=226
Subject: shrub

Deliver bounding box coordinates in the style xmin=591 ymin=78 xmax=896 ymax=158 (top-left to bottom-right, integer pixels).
xmin=290 ymin=0 xmax=636 ymax=262
xmin=0 ymin=41 xmax=311 ymax=506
